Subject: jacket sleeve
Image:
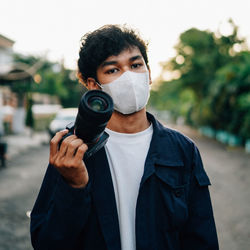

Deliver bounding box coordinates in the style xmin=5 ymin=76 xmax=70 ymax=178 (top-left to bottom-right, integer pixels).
xmin=30 ymin=164 xmax=92 ymax=250
xmin=180 ymin=145 xmax=219 ymax=250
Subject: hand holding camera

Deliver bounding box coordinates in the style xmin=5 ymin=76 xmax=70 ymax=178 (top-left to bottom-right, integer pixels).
xmin=49 ymin=90 xmax=114 ymax=188
xmin=49 ymin=130 xmax=89 ymax=188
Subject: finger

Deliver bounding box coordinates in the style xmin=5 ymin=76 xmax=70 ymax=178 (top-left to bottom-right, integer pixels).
xmin=57 ymin=134 xmax=78 ymax=158
xmin=74 ymin=143 xmax=88 ymax=162
xmin=65 ymin=139 xmax=84 ymax=158
xmin=50 ymin=129 xmax=69 ymax=157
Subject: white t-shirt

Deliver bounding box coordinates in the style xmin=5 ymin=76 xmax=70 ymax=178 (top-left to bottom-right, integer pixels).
xmin=104 ymin=124 xmax=153 ymax=250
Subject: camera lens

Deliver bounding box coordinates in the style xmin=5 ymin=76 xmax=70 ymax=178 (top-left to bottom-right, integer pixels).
xmin=88 ymin=96 xmax=107 ymax=112
xmin=74 ymin=90 xmax=113 ymax=143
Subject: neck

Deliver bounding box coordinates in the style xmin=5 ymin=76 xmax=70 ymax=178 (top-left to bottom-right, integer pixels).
xmin=107 ymin=108 xmax=150 ymax=133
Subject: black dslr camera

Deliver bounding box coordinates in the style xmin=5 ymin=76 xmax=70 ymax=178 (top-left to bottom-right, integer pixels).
xmin=61 ymin=90 xmax=113 ymax=159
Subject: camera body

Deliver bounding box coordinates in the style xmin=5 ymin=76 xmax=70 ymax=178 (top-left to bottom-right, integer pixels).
xmin=60 ymin=90 xmax=113 ymax=160
xmin=63 ymin=122 xmax=110 ymax=160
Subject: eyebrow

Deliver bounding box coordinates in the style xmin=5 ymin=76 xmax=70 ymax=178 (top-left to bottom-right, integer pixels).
xmin=101 ymin=55 xmax=143 ymax=68
xmin=130 ymin=55 xmax=143 ymax=62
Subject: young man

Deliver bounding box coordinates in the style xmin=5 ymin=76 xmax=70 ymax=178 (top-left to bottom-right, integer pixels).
xmin=30 ymin=25 xmax=219 ymax=250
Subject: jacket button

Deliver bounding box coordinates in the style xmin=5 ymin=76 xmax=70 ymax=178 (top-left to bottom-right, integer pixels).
xmin=174 ymin=189 xmax=182 ymax=197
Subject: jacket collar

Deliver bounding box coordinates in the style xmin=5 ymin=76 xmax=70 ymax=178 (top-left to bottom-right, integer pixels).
xmin=147 ymin=112 xmax=185 ymax=165
xmin=140 ymin=112 xmax=184 ymax=186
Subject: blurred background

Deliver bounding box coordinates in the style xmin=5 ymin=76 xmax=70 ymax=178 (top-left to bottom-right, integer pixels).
xmin=0 ymin=0 xmax=250 ymax=249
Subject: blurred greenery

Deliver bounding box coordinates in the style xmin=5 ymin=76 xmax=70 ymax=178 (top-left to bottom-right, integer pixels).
xmin=10 ymin=54 xmax=86 ymax=131
xmin=149 ymin=19 xmax=250 ymax=142
xmin=25 ymin=94 xmax=34 ymax=129
xmin=12 ymin=53 xmax=86 ymax=108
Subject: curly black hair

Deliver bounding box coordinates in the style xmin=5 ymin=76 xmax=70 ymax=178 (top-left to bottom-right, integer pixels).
xmin=77 ymin=24 xmax=149 ymax=86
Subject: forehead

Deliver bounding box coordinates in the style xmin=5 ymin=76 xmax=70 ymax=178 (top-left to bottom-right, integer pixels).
xmin=103 ymin=47 xmax=143 ymax=63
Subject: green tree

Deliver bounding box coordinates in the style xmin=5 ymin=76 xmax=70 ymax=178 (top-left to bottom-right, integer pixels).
xmin=12 ymin=53 xmax=85 ymax=107
xmin=209 ymin=51 xmax=250 ymax=137
xmin=149 ymin=19 xmax=250 ymax=141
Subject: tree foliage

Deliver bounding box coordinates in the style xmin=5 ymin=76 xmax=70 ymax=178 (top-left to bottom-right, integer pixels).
xmin=149 ymin=19 xmax=250 ymax=141
xmin=12 ymin=53 xmax=85 ymax=107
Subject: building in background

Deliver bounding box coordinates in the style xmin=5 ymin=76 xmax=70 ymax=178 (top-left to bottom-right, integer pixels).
xmin=0 ymin=34 xmax=16 ymax=135
xmin=0 ymin=34 xmax=14 ymax=76
xmin=0 ymin=33 xmax=50 ymax=134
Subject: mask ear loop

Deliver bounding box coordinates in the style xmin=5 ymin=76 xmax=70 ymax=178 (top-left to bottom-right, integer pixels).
xmin=95 ymin=81 xmax=103 ymax=89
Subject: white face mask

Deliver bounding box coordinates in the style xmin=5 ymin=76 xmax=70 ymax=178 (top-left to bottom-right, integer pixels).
xmin=97 ymin=71 xmax=150 ymax=115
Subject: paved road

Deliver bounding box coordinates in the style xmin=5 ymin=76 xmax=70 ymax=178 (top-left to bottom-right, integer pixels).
xmin=0 ymin=126 xmax=249 ymax=250
xmin=0 ymin=145 xmax=49 ymax=250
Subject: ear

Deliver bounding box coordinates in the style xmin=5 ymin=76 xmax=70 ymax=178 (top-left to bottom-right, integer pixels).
xmin=147 ymin=66 xmax=152 ymax=85
xmin=86 ymin=77 xmax=100 ymax=90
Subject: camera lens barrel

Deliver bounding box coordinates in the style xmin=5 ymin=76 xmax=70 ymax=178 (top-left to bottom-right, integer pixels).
xmin=74 ymin=90 xmax=114 ymax=143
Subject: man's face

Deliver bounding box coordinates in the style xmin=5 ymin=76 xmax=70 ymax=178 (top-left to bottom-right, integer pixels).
xmin=87 ymin=46 xmax=151 ymax=88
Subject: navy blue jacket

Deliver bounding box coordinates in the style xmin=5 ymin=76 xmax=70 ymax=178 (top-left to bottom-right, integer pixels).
xmin=30 ymin=113 xmax=219 ymax=250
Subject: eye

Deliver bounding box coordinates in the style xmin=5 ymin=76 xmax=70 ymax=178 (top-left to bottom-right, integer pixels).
xmin=105 ymin=68 xmax=119 ymax=74
xmin=131 ymin=63 xmax=143 ymax=69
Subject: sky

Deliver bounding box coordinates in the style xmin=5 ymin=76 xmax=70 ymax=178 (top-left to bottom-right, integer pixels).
xmin=1 ymin=0 xmax=250 ymax=80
